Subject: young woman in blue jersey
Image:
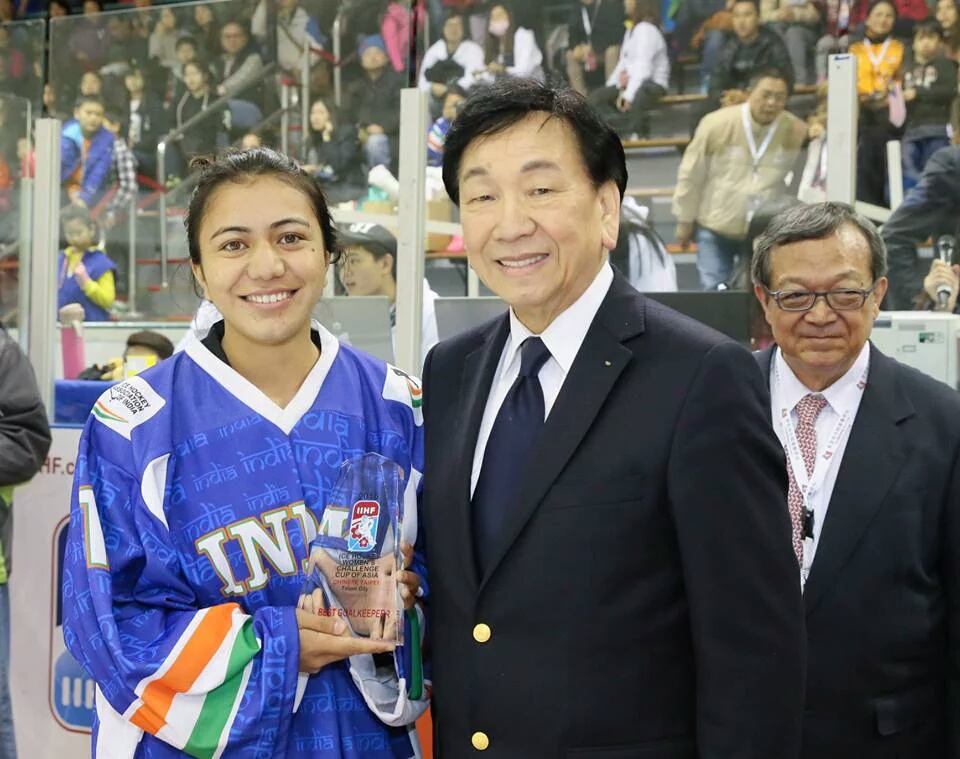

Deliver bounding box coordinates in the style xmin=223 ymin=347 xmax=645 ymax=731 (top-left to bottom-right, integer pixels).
xmin=62 ymin=148 xmax=429 ymax=759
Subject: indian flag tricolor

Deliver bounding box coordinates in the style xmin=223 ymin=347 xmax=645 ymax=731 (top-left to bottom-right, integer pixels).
xmin=406 ymin=379 xmax=423 ymax=409
xmin=120 ymin=604 xmax=260 ymax=759
xmin=93 ymin=400 xmax=127 ymax=425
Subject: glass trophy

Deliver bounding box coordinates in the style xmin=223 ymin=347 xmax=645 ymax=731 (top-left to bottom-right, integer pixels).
xmin=300 ymin=452 xmax=405 ymax=644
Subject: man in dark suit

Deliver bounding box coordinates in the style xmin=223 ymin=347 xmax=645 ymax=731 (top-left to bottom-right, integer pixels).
xmin=420 ymin=77 xmax=805 ymax=758
xmin=751 ymin=201 xmax=960 ymax=758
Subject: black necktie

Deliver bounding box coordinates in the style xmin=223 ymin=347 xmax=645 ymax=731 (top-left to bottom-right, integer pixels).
xmin=472 ymin=337 xmax=552 ymax=575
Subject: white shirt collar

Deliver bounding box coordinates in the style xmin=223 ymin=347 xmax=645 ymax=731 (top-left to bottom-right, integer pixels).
xmin=774 ymin=341 xmax=871 ymax=415
xmin=504 ymin=261 xmax=614 ymax=375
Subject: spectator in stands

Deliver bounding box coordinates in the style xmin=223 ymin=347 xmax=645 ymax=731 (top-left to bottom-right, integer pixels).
xmin=168 ymin=35 xmax=202 ymax=103
xmin=380 ymin=0 xmax=412 ymax=73
xmin=47 ymin=0 xmax=69 ymax=20
xmin=169 ymin=61 xmax=228 ymax=177
xmin=61 ymin=95 xmax=115 ymax=208
xmin=338 ymin=222 xmax=439 ymax=365
xmin=148 ymin=6 xmax=181 ymax=71
xmin=848 ymin=0 xmax=927 ymax=38
xmin=762 ymin=0 xmax=821 ymax=85
xmin=68 ymin=0 xmax=108 ymax=73
xmin=303 ymin=97 xmax=365 ymax=202
xmin=901 ymin=19 xmax=956 ymax=191
xmin=691 ymin=0 xmax=736 ymax=93
xmin=0 ymin=0 xmax=12 ymax=22
xmin=130 ymin=0 xmax=153 ymax=46
xmin=588 ymin=0 xmax=670 ymax=139
xmin=708 ymin=0 xmax=794 ymax=109
xmin=104 ymin=15 xmax=148 ymax=76
xmin=883 ymin=100 xmax=960 ymax=308
xmin=57 ymin=205 xmax=116 ymax=322
xmin=96 ymin=330 xmax=176 ymax=380
xmin=849 ymin=0 xmax=903 ymax=206
xmin=79 ymin=70 xmax=102 ymax=99
xmin=123 ymin=64 xmax=165 ymax=177
xmin=419 ymin=12 xmax=484 ymax=117
xmin=0 ymin=324 xmax=50 ymax=759
xmin=213 ymin=20 xmax=263 ymax=133
xmin=798 ymin=89 xmax=828 ymax=200
xmin=124 ymin=330 xmax=174 ymax=366
xmin=100 ymin=111 xmax=138 ymax=232
xmin=251 ymin=0 xmax=324 ymax=79
xmin=0 ymin=24 xmax=26 ymax=98
xmin=346 ymin=35 xmax=402 ymax=171
xmin=214 ymin=22 xmax=263 ymax=99
xmin=673 ymin=67 xmax=807 ymax=289
xmin=674 ymin=0 xmax=727 ymax=53
xmin=426 ymin=83 xmax=466 ymax=167
xmin=815 ymin=0 xmax=852 ymax=83
xmin=191 ymin=3 xmax=222 ymax=60
xmin=936 ymin=0 xmax=960 ymax=60
xmin=565 ymin=0 xmax=625 ymax=96
xmin=474 ymin=3 xmax=545 ymax=84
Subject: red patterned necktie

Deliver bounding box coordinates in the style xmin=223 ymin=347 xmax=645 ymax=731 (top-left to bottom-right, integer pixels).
xmin=787 ymin=394 xmax=828 ymax=565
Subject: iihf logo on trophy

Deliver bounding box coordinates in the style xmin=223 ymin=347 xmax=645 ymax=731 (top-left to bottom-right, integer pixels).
xmin=348 ymin=499 xmax=380 ymax=552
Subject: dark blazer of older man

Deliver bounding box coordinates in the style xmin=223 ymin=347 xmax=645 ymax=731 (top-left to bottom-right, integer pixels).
xmin=756 ymin=343 xmax=960 ymax=759
xmin=421 ymin=271 xmax=806 ymax=759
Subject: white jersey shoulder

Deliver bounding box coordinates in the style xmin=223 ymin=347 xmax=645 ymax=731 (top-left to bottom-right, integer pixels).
xmin=381 ymin=364 xmax=423 ymax=427
xmin=90 ymin=374 xmax=166 ymax=440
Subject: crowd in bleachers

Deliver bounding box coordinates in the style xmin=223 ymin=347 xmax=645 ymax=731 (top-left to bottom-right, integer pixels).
xmin=0 ymin=0 xmax=959 ymax=317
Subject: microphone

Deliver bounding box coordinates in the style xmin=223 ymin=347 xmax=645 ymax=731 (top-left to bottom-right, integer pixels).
xmin=935 ymin=235 xmax=956 ymax=311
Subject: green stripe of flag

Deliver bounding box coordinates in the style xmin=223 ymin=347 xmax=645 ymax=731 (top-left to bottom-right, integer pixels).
xmin=183 ymin=620 xmax=260 ymax=759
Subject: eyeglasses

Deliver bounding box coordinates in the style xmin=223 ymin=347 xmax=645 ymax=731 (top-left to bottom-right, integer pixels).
xmin=763 ymin=283 xmax=878 ymax=312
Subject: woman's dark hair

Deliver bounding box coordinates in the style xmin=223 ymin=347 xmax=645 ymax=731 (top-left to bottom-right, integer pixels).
xmin=47 ymin=0 xmax=71 ymax=17
xmin=483 ymin=3 xmax=514 ymax=63
xmin=441 ymin=77 xmax=627 ymax=205
xmin=182 ymin=59 xmax=212 ymax=85
xmin=176 ymin=33 xmax=199 ymax=51
xmin=309 ymin=96 xmax=340 ymax=136
xmin=915 ymin=17 xmax=944 ymax=38
xmin=867 ymin=0 xmax=898 ymax=20
xmin=185 ymin=147 xmax=340 ymax=268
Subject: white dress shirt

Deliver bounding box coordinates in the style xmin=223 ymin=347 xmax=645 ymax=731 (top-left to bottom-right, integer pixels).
xmin=469 ymin=262 xmax=614 ymax=496
xmin=770 ymin=342 xmax=871 ymax=564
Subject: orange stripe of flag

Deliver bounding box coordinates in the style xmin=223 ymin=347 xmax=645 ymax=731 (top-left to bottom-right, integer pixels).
xmin=130 ymin=603 xmax=238 ymax=735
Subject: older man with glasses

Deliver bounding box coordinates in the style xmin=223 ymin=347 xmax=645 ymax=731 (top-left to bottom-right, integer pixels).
xmin=752 ymin=201 xmax=960 ymax=759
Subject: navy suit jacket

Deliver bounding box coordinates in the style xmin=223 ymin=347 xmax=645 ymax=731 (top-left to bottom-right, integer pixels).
xmin=420 ymin=272 xmax=805 ymax=759
xmin=756 ymin=344 xmax=960 ymax=759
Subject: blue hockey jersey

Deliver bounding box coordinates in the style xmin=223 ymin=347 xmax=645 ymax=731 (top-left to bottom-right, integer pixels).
xmin=62 ymin=323 xmax=429 ymax=758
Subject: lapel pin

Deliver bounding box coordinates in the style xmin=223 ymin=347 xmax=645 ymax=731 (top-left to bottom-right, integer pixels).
xmin=604 ymin=360 xmax=612 ymax=367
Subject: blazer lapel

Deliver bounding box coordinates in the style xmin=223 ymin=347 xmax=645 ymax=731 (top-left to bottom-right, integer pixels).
xmin=452 ymin=315 xmax=510 ymax=591
xmin=479 ymin=275 xmax=646 ymax=588
xmin=802 ymin=346 xmax=914 ymax=615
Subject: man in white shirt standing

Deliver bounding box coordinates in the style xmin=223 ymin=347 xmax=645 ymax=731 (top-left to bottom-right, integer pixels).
xmin=421 ymin=76 xmax=804 ymax=759
xmin=752 ymin=201 xmax=960 ymax=759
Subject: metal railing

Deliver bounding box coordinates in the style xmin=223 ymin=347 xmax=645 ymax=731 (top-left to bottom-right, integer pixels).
xmin=156 ymin=62 xmax=279 ymax=287
xmin=333 ymin=12 xmax=344 ymax=107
